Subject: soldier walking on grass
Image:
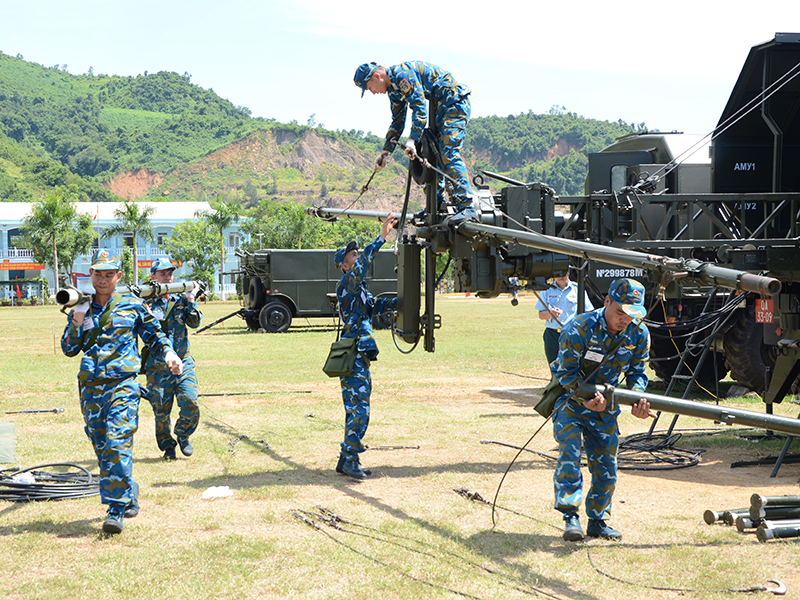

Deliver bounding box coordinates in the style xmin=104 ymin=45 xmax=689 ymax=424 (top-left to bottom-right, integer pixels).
xmin=141 ymin=257 xmax=203 ymax=461
xmin=61 ymin=249 xmax=183 ymax=534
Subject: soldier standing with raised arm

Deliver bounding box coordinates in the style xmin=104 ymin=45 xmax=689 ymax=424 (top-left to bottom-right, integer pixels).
xmin=334 ymin=215 xmax=399 ymax=479
xmin=61 ymin=249 xmax=183 ymax=534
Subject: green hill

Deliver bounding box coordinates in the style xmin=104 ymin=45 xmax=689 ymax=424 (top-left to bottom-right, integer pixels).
xmin=0 ymin=128 xmax=119 ymax=202
xmin=0 ymin=51 xmax=645 ymax=204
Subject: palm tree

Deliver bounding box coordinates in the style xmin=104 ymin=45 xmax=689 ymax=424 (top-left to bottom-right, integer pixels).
xmin=196 ymin=199 xmax=240 ymax=300
xmin=105 ymin=201 xmax=156 ymax=285
xmin=22 ymin=191 xmax=77 ymax=294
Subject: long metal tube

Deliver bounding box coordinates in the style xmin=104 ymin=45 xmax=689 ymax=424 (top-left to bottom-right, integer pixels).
xmin=130 ymin=281 xmax=195 ymax=299
xmin=56 ymin=281 xmax=196 ymax=307
xmin=577 ymin=384 xmax=800 ymax=437
xmin=460 ymin=222 xmax=781 ymax=295
xmin=305 ymin=206 xmax=782 ymax=295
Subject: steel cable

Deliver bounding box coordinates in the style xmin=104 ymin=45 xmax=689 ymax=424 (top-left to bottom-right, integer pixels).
xmin=0 ymin=463 xmax=99 ymax=502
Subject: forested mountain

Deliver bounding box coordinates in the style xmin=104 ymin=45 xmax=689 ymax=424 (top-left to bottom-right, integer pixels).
xmin=0 ymin=51 xmax=646 ymax=206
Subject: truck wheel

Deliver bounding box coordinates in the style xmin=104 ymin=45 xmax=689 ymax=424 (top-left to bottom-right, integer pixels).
xmin=245 ymin=315 xmax=260 ymax=331
xmin=723 ymin=305 xmax=774 ymax=392
xmin=259 ymin=301 xmax=292 ymax=333
xmin=650 ymin=335 xmax=728 ymax=385
xmin=248 ymin=277 xmax=266 ymax=310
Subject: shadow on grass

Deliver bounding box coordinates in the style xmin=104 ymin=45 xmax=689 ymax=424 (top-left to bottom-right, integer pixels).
xmin=0 ymin=516 xmax=99 ymax=538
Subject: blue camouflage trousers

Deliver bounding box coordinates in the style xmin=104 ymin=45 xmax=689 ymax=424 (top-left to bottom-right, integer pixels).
xmin=339 ymin=354 xmax=371 ymax=458
xmin=552 ymin=398 xmax=619 ymax=520
xmin=432 ymin=97 xmax=472 ymax=209
xmin=143 ymin=357 xmax=200 ymax=451
xmin=79 ymin=375 xmax=139 ymax=510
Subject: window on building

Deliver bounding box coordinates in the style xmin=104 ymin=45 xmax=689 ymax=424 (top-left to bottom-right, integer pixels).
xmin=157 ymin=232 xmax=169 ymax=247
xmin=123 ymin=233 xmax=134 ymax=248
xmin=228 ymin=232 xmax=240 ymax=248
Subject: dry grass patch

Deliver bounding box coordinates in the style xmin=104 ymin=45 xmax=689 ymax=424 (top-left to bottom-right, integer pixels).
xmin=1 ymin=298 xmax=799 ymax=599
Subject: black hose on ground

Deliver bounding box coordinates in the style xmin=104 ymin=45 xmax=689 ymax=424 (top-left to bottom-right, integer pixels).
xmin=0 ymin=463 xmax=99 ymax=502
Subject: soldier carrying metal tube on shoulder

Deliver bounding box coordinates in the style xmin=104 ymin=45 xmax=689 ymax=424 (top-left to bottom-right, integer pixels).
xmin=61 ymin=249 xmax=183 ymax=534
xmin=139 ymin=257 xmax=204 ymax=461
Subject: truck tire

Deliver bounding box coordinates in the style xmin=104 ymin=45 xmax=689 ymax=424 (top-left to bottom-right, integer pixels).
xmin=248 ymin=277 xmax=266 ymax=310
xmin=650 ymin=335 xmax=728 ymax=385
xmin=723 ymin=306 xmax=773 ymax=392
xmin=245 ymin=315 xmax=260 ymax=331
xmin=259 ymin=300 xmax=292 ymax=333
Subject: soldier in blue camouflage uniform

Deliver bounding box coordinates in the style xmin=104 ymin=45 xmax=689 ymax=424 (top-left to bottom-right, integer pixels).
xmin=61 ymin=249 xmax=183 ymax=534
xmin=552 ymin=279 xmax=654 ymax=542
xmin=334 ymin=215 xmax=399 ymax=479
xmin=354 ymin=61 xmax=476 ymax=223
xmin=141 ymin=257 xmax=203 ymax=461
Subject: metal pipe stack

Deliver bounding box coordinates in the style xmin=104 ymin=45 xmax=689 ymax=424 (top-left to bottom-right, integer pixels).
xmin=706 ymin=494 xmax=800 ymax=542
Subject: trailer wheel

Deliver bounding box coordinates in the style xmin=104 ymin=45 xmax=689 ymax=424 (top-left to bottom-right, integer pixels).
xmin=245 ymin=315 xmax=260 ymax=331
xmin=259 ymin=300 xmax=292 ymax=333
xmin=723 ymin=305 xmax=775 ymax=392
xmin=248 ymin=277 xmax=266 ymax=310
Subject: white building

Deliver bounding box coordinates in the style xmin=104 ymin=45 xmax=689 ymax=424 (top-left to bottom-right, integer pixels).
xmin=0 ymin=202 xmax=244 ymax=298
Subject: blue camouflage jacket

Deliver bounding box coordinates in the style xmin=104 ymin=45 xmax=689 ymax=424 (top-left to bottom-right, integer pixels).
xmin=337 ymin=236 xmax=398 ymax=360
xmin=383 ymin=61 xmax=471 ymax=153
xmin=554 ymin=307 xmax=650 ymax=414
xmin=143 ymin=293 xmax=202 ymax=369
xmin=61 ymin=293 xmax=175 ymax=382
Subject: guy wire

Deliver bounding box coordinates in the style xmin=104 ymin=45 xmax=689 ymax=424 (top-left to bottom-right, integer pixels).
xmin=292 ymin=506 xmax=568 ymax=600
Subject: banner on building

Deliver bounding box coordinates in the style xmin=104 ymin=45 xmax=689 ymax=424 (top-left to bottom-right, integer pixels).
xmin=137 ymin=259 xmax=183 ymax=269
xmin=0 ymin=261 xmax=45 ymax=270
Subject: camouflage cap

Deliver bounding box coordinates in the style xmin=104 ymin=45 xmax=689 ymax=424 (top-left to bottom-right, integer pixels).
xmin=90 ymin=248 xmax=121 ymax=271
xmin=334 ymin=241 xmax=358 ymax=268
xmin=150 ymin=257 xmax=177 ymax=274
xmin=608 ymin=278 xmax=647 ymax=319
xmin=353 ymin=62 xmax=378 ymax=97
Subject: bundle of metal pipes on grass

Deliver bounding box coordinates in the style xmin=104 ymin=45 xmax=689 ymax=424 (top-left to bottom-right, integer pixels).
xmin=705 ymin=493 xmax=800 ymax=542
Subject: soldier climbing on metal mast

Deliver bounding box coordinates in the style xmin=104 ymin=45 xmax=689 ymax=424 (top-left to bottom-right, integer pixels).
xmin=353 ymin=60 xmax=477 ymax=225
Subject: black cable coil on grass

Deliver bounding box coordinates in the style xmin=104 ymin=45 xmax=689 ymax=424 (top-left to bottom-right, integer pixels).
xmin=0 ymin=463 xmax=99 ymax=502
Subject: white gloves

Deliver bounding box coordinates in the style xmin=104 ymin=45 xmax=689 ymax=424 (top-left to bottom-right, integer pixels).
xmin=73 ymin=301 xmax=90 ymax=316
xmin=165 ymin=350 xmax=183 ymax=375
xmin=374 ymin=151 xmax=389 ymax=172
xmin=404 ymin=139 xmax=417 ymax=159
xmin=185 ymin=282 xmax=202 ymax=302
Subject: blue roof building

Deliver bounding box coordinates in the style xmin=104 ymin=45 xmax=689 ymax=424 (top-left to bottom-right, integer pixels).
xmin=0 ymin=202 xmax=244 ymax=299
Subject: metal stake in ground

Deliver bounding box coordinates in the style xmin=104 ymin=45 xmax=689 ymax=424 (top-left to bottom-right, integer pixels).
xmin=4 ymin=408 xmax=64 ymax=414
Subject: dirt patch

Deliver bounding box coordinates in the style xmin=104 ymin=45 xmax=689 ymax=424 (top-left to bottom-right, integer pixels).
xmin=104 ymin=169 xmax=163 ymax=199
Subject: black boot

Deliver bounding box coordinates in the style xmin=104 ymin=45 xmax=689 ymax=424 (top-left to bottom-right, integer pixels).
xmin=336 ymin=453 xmax=371 ymax=476
xmin=562 ymin=512 xmax=584 ymax=541
xmin=587 ymin=519 xmax=622 ymax=540
xmin=341 ymin=457 xmax=369 ymax=480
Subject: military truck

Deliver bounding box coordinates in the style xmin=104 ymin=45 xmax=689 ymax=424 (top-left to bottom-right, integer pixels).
xmin=234 ymin=248 xmax=397 ymax=332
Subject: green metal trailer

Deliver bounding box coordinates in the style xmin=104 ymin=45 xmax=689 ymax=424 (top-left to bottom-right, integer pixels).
xmin=235 ymin=248 xmax=398 ymax=332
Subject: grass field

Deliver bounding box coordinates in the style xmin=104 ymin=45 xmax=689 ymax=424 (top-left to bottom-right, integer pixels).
xmin=1 ymin=297 xmax=799 ymax=600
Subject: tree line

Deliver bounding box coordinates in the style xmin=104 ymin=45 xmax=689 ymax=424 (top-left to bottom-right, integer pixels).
xmin=22 ymin=194 xmax=382 ymax=297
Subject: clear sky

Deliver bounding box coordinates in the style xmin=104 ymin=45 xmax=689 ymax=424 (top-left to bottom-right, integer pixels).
xmin=1 ymin=0 xmax=798 ymax=140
